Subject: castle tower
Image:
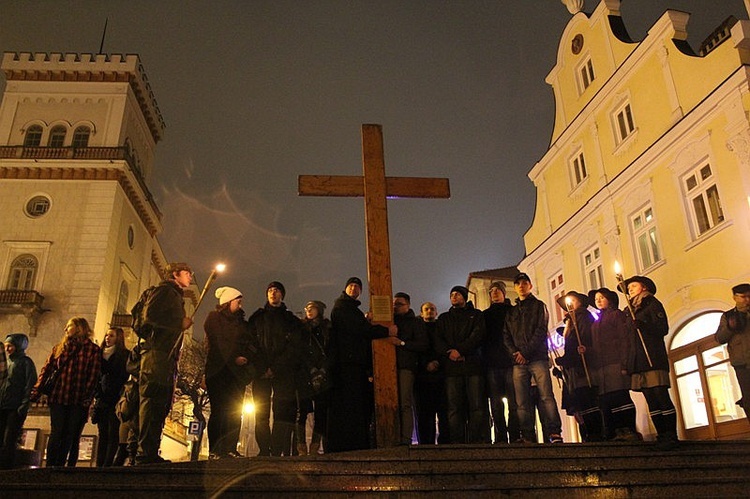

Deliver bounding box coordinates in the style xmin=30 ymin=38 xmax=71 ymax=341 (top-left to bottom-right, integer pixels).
xmin=0 ymin=52 xmax=168 ymax=364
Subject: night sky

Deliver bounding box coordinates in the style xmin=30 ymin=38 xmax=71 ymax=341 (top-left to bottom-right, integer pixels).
xmin=0 ymin=1 xmax=745 ymax=327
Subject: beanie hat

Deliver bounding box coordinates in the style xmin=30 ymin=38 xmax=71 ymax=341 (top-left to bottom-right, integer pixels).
xmin=4 ymin=333 xmax=29 ymax=353
xmin=215 ymin=286 xmax=242 ymax=305
xmin=346 ymin=277 xmax=363 ymax=288
xmin=732 ymin=283 xmax=750 ymax=295
xmin=489 ymin=281 xmax=506 ymax=295
xmin=305 ymin=300 xmax=327 ymax=314
xmin=450 ymin=285 xmax=469 ymax=301
xmin=267 ymin=281 xmax=286 ymax=298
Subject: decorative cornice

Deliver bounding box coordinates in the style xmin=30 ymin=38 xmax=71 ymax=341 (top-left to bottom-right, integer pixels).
xmin=0 ymin=165 xmax=160 ymax=237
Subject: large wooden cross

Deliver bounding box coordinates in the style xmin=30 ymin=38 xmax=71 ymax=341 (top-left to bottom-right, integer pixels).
xmin=298 ymin=124 xmax=450 ymax=447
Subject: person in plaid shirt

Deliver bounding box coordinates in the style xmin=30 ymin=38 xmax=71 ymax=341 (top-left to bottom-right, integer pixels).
xmin=32 ymin=317 xmax=102 ymax=467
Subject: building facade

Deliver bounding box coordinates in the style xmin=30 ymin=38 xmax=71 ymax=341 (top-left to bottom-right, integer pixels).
xmin=519 ymin=1 xmax=750 ymax=441
xmin=0 ymin=52 xmax=198 ymax=463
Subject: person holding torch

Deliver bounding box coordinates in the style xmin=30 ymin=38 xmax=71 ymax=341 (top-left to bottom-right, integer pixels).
xmin=619 ymin=274 xmax=679 ymax=450
xmin=554 ymin=291 xmax=603 ymax=442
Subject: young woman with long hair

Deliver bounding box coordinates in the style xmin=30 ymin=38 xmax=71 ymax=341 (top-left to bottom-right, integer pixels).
xmin=32 ymin=317 xmax=102 ymax=467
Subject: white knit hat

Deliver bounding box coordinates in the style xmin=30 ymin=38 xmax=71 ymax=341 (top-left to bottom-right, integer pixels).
xmin=215 ymin=286 xmax=242 ymax=305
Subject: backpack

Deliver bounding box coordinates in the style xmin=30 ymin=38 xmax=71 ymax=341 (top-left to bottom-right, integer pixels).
xmin=131 ymin=286 xmax=156 ymax=339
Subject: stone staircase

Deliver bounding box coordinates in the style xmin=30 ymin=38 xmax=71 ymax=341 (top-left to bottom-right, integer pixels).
xmin=1 ymin=440 xmax=749 ymax=497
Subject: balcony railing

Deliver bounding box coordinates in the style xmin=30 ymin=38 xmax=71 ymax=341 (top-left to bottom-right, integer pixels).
xmin=110 ymin=313 xmax=134 ymax=329
xmin=0 ymin=289 xmax=48 ymax=335
xmin=0 ymin=289 xmax=45 ymax=309
xmin=0 ymin=145 xmax=160 ymax=219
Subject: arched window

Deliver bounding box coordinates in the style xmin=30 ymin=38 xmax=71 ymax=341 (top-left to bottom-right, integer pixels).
xmin=116 ymin=280 xmax=129 ymax=314
xmin=48 ymin=125 xmax=67 ymax=147
xmin=23 ymin=125 xmax=43 ymax=147
xmin=72 ymin=126 xmax=91 ymax=148
xmin=8 ymin=254 xmax=38 ymax=290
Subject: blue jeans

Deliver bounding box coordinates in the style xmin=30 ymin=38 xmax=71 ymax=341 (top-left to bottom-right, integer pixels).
xmin=513 ymin=361 xmax=562 ymax=441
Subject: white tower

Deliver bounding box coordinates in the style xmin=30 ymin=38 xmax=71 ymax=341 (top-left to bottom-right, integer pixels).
xmin=0 ymin=52 xmax=168 ymax=364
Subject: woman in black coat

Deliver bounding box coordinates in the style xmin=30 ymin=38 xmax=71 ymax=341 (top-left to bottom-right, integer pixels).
xmin=204 ymin=286 xmax=254 ymax=459
xmin=94 ymin=327 xmax=129 ymax=467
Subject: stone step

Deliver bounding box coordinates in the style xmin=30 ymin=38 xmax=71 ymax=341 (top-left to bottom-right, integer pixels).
xmin=1 ymin=440 xmax=748 ymax=497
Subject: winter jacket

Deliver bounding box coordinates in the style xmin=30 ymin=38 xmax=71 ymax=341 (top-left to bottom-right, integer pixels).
xmin=434 ymin=302 xmax=485 ymax=376
xmin=0 ymin=335 xmax=37 ymax=418
xmin=503 ymin=294 xmax=550 ymax=364
xmin=33 ymin=338 xmax=101 ymax=407
xmin=393 ymin=309 xmax=429 ymax=372
xmin=483 ymin=300 xmax=514 ymax=369
xmin=591 ymin=307 xmax=632 ymax=393
xmin=715 ymin=307 xmax=750 ymax=367
xmin=247 ymin=302 xmax=303 ymax=382
xmin=204 ymin=306 xmax=255 ymax=381
xmin=328 ymin=292 xmax=389 ymax=373
xmin=625 ymin=293 xmax=669 ymax=373
xmin=94 ymin=347 xmax=130 ymax=407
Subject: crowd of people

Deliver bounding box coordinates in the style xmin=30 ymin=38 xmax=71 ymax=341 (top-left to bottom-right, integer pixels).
xmin=1 ymin=261 xmax=748 ymax=467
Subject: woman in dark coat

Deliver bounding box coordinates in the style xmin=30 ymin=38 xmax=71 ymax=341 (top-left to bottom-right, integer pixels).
xmin=621 ymin=275 xmax=678 ymax=449
xmin=589 ymin=288 xmax=639 ymax=441
xmin=296 ymin=300 xmax=332 ymax=455
xmin=554 ymin=291 xmax=603 ymax=441
xmin=204 ymin=286 xmax=254 ymax=459
xmin=93 ymin=327 xmax=129 ymax=466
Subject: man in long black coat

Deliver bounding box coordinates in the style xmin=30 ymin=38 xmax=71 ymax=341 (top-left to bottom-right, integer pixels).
xmin=326 ymin=277 xmax=396 ymax=453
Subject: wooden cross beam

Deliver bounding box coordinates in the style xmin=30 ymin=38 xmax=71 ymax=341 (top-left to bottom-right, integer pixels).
xmin=298 ymin=124 xmax=450 ymax=448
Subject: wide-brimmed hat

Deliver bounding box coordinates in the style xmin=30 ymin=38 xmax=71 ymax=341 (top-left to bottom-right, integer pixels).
xmin=620 ymin=275 xmax=657 ymax=295
xmin=587 ymin=287 xmax=619 ymax=309
xmin=555 ymin=290 xmax=589 ymax=310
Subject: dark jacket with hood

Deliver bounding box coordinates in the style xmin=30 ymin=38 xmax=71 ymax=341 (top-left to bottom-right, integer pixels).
xmin=0 ymin=334 xmax=37 ymax=418
xmin=393 ymin=309 xmax=429 ymax=372
xmin=434 ymin=302 xmax=486 ymax=376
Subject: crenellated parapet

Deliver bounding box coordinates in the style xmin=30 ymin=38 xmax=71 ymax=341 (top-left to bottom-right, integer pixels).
xmin=1 ymin=52 xmax=165 ymax=143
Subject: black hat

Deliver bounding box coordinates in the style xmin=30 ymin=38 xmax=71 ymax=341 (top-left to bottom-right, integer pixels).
xmin=620 ymin=275 xmax=657 ymax=295
xmin=513 ymin=272 xmax=531 ymax=284
xmin=267 ymin=281 xmax=286 ymax=299
xmin=732 ymin=283 xmax=750 ymax=295
xmin=555 ymin=290 xmax=589 ymax=311
xmin=345 ymin=277 xmax=363 ymax=288
xmin=450 ymin=285 xmax=469 ymax=301
xmin=587 ymin=287 xmax=619 ymax=310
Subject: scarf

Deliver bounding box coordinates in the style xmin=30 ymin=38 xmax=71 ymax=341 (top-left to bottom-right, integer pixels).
xmin=103 ymin=344 xmax=116 ymax=361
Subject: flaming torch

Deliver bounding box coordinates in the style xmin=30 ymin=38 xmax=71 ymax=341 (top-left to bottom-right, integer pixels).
xmin=564 ymin=296 xmax=592 ymax=387
xmin=191 ymin=263 xmax=226 ymax=318
xmin=614 ymin=261 xmax=653 ymax=367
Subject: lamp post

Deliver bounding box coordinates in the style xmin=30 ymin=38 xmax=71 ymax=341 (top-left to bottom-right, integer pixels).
xmin=191 ymin=263 xmax=226 ymax=319
xmin=564 ymin=296 xmax=592 ymax=387
xmin=613 ymin=261 xmax=653 ymax=368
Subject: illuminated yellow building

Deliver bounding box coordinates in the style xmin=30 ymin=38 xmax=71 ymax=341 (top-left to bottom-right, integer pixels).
xmin=519 ymin=1 xmax=750 ymax=440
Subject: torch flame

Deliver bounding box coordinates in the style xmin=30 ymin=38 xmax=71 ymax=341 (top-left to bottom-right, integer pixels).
xmin=215 ymin=263 xmax=226 ymax=273
xmin=614 ymin=260 xmax=622 ymax=275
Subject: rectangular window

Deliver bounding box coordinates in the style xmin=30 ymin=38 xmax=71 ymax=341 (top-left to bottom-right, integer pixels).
xmin=631 ymin=206 xmax=661 ymax=271
xmin=614 ymin=102 xmax=635 ymax=143
xmin=580 ymin=58 xmax=595 ymax=90
xmin=583 ymin=246 xmax=604 ymax=290
xmin=683 ymin=164 xmax=724 ymax=236
xmin=548 ymin=272 xmax=565 ymax=324
xmin=570 ymin=150 xmax=588 ymax=187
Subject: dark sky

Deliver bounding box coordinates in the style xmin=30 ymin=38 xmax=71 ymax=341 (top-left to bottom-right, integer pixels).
xmin=0 ymin=1 xmax=745 ymax=322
